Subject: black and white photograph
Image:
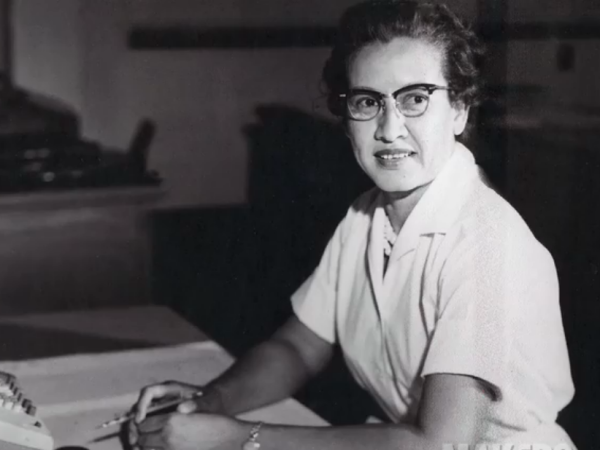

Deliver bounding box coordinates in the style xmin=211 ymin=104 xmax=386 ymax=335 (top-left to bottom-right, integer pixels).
xmin=0 ymin=1 xmax=596 ymax=449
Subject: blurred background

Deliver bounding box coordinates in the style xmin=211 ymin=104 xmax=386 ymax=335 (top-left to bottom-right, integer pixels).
xmin=0 ymin=0 xmax=598 ymax=448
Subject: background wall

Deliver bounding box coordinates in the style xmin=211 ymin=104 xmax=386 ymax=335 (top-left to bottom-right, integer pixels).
xmin=506 ymin=0 xmax=600 ymax=112
xmin=13 ymin=0 xmax=85 ymax=112
xmin=12 ymin=0 xmax=476 ymax=208
xmin=14 ymin=0 xmax=600 ymax=206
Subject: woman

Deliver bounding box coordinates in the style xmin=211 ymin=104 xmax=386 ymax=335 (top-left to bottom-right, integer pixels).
xmin=130 ymin=1 xmax=576 ymax=448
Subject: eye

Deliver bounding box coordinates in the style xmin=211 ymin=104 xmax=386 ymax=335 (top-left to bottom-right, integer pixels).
xmin=404 ymin=93 xmax=428 ymax=105
xmin=350 ymin=94 xmax=379 ymax=110
xmin=398 ymin=90 xmax=430 ymax=114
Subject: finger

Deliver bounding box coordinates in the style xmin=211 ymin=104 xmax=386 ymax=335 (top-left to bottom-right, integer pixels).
xmin=138 ymin=414 xmax=169 ymax=434
xmin=177 ymin=400 xmax=198 ymax=414
xmin=128 ymin=421 xmax=139 ymax=446
xmin=135 ymin=384 xmax=174 ymax=423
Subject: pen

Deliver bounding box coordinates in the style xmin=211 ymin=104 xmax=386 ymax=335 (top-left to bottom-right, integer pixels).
xmin=98 ymin=390 xmax=204 ymax=429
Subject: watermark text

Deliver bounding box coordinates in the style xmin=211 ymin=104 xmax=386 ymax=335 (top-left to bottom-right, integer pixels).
xmin=442 ymin=443 xmax=572 ymax=450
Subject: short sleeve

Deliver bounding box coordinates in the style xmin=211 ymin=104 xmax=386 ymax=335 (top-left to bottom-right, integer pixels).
xmin=421 ymin=224 xmax=518 ymax=400
xmin=291 ymin=220 xmax=345 ymax=344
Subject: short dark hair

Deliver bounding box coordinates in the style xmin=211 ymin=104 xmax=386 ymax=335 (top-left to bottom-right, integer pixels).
xmin=322 ymin=0 xmax=485 ymax=117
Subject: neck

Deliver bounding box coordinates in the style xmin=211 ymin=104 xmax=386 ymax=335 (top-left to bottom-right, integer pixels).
xmin=383 ymin=182 xmax=431 ymax=233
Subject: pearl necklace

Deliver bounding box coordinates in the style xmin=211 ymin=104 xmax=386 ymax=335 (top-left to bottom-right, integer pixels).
xmin=383 ymin=212 xmax=398 ymax=257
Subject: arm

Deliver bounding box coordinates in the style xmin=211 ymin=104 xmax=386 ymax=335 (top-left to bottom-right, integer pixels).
xmin=235 ymin=373 xmax=494 ymax=450
xmin=200 ymin=314 xmax=334 ymax=415
xmin=134 ymin=314 xmax=334 ymax=419
xmin=136 ymin=373 xmax=494 ymax=450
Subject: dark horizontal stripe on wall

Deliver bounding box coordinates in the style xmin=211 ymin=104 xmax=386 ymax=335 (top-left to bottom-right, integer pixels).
xmin=128 ymin=22 xmax=600 ymax=50
xmin=479 ymin=22 xmax=600 ymax=41
xmin=128 ymin=26 xmax=338 ymax=49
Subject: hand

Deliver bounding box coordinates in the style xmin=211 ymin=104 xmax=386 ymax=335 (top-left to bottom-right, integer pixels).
xmin=132 ymin=380 xmax=203 ymax=423
xmin=131 ymin=411 xmax=248 ymax=450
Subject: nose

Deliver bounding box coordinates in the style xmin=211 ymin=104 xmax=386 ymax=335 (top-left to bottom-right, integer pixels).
xmin=374 ymin=100 xmax=408 ymax=143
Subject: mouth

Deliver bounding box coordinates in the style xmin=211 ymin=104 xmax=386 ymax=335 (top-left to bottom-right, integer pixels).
xmin=374 ymin=149 xmax=416 ymax=165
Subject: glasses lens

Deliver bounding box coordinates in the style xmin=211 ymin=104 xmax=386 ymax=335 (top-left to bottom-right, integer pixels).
xmin=396 ymin=88 xmax=431 ymax=117
xmin=346 ymin=92 xmax=380 ymax=120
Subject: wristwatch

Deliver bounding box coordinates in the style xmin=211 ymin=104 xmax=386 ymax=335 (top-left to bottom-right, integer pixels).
xmin=242 ymin=421 xmax=263 ymax=450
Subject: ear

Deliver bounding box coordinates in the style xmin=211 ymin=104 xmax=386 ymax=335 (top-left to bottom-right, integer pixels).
xmin=452 ymin=104 xmax=470 ymax=136
xmin=343 ymin=119 xmax=352 ymax=138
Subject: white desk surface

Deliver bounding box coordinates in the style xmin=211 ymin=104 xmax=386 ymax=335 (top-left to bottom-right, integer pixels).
xmin=0 ymin=306 xmax=327 ymax=449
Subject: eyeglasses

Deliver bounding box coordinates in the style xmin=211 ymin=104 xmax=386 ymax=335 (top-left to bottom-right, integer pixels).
xmin=338 ymin=83 xmax=452 ymax=121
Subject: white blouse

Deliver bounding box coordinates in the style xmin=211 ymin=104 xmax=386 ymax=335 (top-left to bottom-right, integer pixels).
xmin=292 ymin=143 xmax=575 ymax=446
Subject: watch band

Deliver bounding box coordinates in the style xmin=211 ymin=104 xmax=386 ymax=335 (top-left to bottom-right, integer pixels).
xmin=242 ymin=421 xmax=264 ymax=450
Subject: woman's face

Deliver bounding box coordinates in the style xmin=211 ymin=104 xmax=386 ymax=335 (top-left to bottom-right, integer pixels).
xmin=346 ymin=37 xmax=469 ymax=194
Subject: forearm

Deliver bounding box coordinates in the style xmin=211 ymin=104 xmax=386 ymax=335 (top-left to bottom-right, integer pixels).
xmin=239 ymin=422 xmax=439 ymax=450
xmin=200 ymin=338 xmax=316 ymax=415
xmin=236 ymin=374 xmax=494 ymax=450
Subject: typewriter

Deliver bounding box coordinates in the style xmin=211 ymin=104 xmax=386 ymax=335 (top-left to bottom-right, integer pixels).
xmin=0 ymin=371 xmax=53 ymax=450
xmin=0 ymin=89 xmax=161 ymax=193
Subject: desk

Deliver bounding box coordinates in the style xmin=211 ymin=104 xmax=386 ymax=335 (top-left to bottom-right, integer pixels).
xmin=0 ymin=306 xmax=327 ymax=449
xmin=0 ymin=187 xmax=163 ymax=316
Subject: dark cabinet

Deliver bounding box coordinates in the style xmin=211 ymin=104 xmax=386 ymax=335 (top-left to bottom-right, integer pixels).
xmin=0 ymin=187 xmax=161 ymax=315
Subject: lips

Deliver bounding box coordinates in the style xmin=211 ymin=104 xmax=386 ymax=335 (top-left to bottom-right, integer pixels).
xmin=374 ymin=148 xmax=416 ymax=162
